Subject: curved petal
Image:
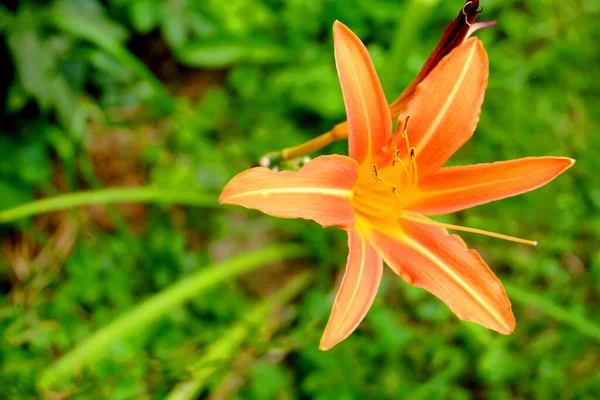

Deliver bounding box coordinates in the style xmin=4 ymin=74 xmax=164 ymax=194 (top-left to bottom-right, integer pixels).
xmin=333 ymin=21 xmax=391 ymax=164
xmin=320 ymin=228 xmax=383 ymax=350
xmin=370 ymin=217 xmax=515 ymax=334
xmin=401 ymin=37 xmax=488 ymax=178
xmin=408 ymin=157 xmax=575 ymax=215
xmin=389 ymin=0 xmax=483 ymax=118
xmin=220 ymin=155 xmax=358 ymax=229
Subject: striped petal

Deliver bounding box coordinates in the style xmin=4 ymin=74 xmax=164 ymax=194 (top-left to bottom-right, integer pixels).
xmin=320 ymin=228 xmax=383 ymax=350
xmin=408 ymin=157 xmax=575 ymax=215
xmin=402 ymin=37 xmax=488 ymax=178
xmin=389 ymin=0 xmax=483 ymax=118
xmin=333 ymin=21 xmax=392 ymax=164
xmin=370 ymin=216 xmax=515 ymax=334
xmin=220 ymin=155 xmax=358 ymax=229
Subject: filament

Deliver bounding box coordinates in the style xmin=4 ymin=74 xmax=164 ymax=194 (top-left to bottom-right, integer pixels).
xmin=402 ymin=214 xmax=538 ymax=246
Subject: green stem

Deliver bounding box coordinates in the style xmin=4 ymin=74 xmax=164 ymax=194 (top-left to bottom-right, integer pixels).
xmin=383 ymin=0 xmax=442 ymax=97
xmin=37 ymin=244 xmax=308 ymax=391
xmin=505 ymin=282 xmax=600 ymax=341
xmin=166 ymin=272 xmax=312 ymax=400
xmin=0 ymin=187 xmax=219 ymax=223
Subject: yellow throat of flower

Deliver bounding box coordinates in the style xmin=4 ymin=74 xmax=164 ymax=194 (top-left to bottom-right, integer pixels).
xmin=352 ymin=128 xmax=418 ymax=236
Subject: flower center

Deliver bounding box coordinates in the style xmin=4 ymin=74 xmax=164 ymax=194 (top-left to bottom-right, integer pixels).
xmin=351 ymin=117 xmax=418 ymax=233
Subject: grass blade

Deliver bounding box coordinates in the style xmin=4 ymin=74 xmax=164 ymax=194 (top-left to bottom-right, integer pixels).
xmin=0 ymin=187 xmax=218 ymax=223
xmin=166 ymin=272 xmax=312 ymax=400
xmin=37 ymin=244 xmax=307 ymax=391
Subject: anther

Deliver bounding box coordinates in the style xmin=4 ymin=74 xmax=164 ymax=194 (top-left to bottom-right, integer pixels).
xmin=401 ymin=116 xmax=410 ymax=138
xmin=392 ymin=148 xmax=401 ymax=167
xmin=373 ymin=164 xmax=383 ymax=182
xmin=409 ymin=147 xmax=419 ymax=187
xmin=400 ymin=116 xmax=412 ymax=157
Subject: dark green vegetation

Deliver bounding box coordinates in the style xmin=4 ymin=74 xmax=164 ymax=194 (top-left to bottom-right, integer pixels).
xmin=1 ymin=0 xmax=599 ymax=398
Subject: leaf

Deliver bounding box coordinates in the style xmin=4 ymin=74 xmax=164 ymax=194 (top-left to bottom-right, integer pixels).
xmin=49 ymin=2 xmax=129 ymax=51
xmin=37 ymin=245 xmax=308 ymax=391
xmin=7 ymin=27 xmax=52 ymax=110
xmin=129 ymin=0 xmax=158 ymax=34
xmin=175 ymin=39 xmax=288 ymax=68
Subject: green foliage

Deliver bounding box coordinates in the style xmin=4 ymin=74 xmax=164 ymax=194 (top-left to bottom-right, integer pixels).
xmin=1 ymin=0 xmax=599 ymax=398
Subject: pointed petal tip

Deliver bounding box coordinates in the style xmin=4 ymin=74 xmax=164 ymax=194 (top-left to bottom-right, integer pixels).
xmin=318 ymin=316 xmax=352 ymax=351
xmin=319 ymin=320 xmax=354 ymax=351
xmin=499 ymin=318 xmax=516 ymax=335
xmin=319 ymin=324 xmax=351 ymax=351
xmin=332 ymin=20 xmax=347 ymax=35
xmin=460 ymin=303 xmax=515 ymax=335
xmin=318 ymin=337 xmax=335 ymax=351
xmin=554 ymin=156 xmax=576 ymax=171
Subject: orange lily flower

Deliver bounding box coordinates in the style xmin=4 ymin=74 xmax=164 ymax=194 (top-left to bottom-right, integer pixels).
xmin=282 ymin=0 xmax=493 ymax=158
xmin=220 ymin=21 xmax=573 ymax=350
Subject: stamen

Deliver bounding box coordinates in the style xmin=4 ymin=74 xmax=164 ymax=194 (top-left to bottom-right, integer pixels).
xmin=373 ymin=164 xmax=383 ymax=182
xmin=401 ymin=116 xmax=410 ymax=137
xmin=402 ymin=214 xmax=538 ymax=246
xmin=401 ymin=117 xmax=411 ymax=156
xmin=392 ymin=148 xmax=401 ymax=167
xmin=393 ymin=156 xmax=412 ymax=189
xmin=393 ymin=115 xmax=419 ymax=188
xmin=409 ymin=147 xmax=419 ymax=188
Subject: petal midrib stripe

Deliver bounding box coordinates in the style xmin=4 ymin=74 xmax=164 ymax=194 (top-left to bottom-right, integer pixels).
xmin=415 ymin=43 xmax=477 ymax=154
xmin=225 ymin=187 xmax=354 ymax=201
xmin=348 ymin=47 xmax=373 ymax=158
xmin=331 ymin=230 xmax=367 ymax=334
xmin=417 ymin=166 xmax=558 ymax=199
xmin=401 ymin=234 xmax=510 ymax=331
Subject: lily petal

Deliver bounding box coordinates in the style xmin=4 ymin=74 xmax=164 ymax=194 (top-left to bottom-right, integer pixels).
xmin=389 ymin=0 xmax=483 ymax=117
xmin=402 ymin=37 xmax=488 ymax=178
xmin=407 ymin=157 xmax=575 ymax=215
xmin=370 ymin=217 xmax=515 ymax=334
xmin=333 ymin=21 xmax=392 ymax=164
xmin=220 ymin=155 xmax=358 ymax=229
xmin=320 ymin=228 xmax=383 ymax=350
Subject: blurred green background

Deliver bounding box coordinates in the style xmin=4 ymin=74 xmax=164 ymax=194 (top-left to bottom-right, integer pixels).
xmin=1 ymin=0 xmax=599 ymax=398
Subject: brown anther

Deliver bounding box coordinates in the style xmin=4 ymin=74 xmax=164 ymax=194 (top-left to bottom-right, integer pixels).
xmin=401 ymin=115 xmax=410 ymax=137
xmin=373 ymin=164 xmax=383 ymax=182
xmin=392 ymin=149 xmax=401 ymax=167
xmin=410 ymin=148 xmax=416 ymax=158
xmin=392 ymin=186 xmax=398 ymax=195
